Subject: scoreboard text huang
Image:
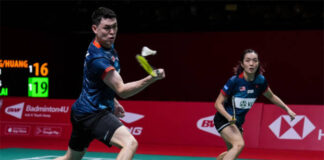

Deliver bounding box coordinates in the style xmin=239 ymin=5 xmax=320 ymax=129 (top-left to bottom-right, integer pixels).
xmin=0 ymin=59 xmax=28 ymax=68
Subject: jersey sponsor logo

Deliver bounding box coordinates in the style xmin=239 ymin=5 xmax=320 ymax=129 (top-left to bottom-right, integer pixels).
xmin=5 ymin=102 xmax=25 ymax=119
xmin=233 ymin=97 xmax=256 ymax=109
xmin=111 ymin=55 xmax=119 ymax=62
xmin=247 ymin=89 xmax=254 ymax=94
xmin=196 ymin=115 xmax=220 ymax=136
xmin=269 ymin=115 xmax=315 ymax=140
xmin=120 ymin=112 xmax=144 ymax=136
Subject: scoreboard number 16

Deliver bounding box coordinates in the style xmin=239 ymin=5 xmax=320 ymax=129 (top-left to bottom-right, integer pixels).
xmin=29 ymin=62 xmax=49 ymax=76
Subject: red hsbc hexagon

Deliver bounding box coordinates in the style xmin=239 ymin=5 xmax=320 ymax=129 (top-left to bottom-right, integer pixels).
xmin=269 ymin=115 xmax=315 ymax=140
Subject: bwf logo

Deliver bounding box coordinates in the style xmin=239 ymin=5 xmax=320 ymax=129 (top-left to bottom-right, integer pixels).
xmin=196 ymin=115 xmax=220 ymax=136
xmin=120 ymin=112 xmax=144 ymax=136
xmin=269 ymin=115 xmax=315 ymax=140
xmin=5 ymin=102 xmax=25 ymax=119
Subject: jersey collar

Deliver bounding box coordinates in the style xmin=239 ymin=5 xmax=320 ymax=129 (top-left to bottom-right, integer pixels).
xmin=93 ymin=39 xmax=101 ymax=48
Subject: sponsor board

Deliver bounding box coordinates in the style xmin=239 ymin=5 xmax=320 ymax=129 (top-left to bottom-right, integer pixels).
xmin=1 ymin=98 xmax=323 ymax=151
xmin=120 ymin=112 xmax=144 ymax=136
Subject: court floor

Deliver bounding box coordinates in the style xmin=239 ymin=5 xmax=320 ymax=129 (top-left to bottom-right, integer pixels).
xmin=0 ymin=148 xmax=254 ymax=160
xmin=1 ymin=138 xmax=323 ymax=160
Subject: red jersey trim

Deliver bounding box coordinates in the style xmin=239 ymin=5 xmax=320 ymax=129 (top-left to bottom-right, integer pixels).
xmin=93 ymin=40 xmax=101 ymax=48
xmin=101 ymin=66 xmax=115 ymax=79
xmin=221 ymin=89 xmax=228 ymax=96
xmin=239 ymin=72 xmax=244 ymax=78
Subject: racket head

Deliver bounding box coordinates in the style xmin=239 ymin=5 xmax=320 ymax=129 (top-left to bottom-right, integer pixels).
xmin=136 ymin=55 xmax=157 ymax=77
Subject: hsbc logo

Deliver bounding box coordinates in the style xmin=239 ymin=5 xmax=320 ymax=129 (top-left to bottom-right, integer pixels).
xmin=269 ymin=115 xmax=315 ymax=140
xmin=5 ymin=102 xmax=25 ymax=119
xmin=196 ymin=115 xmax=220 ymax=136
xmin=120 ymin=112 xmax=144 ymax=136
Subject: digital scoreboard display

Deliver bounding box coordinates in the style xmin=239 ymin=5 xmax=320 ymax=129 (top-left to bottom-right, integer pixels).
xmin=0 ymin=59 xmax=49 ymax=98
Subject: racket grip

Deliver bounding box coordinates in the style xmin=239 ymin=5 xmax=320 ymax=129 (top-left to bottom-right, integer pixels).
xmin=155 ymin=69 xmax=160 ymax=75
xmin=230 ymin=116 xmax=236 ymax=125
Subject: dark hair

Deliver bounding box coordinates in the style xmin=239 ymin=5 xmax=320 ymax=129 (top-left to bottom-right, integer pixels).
xmin=91 ymin=7 xmax=117 ymax=26
xmin=233 ymin=49 xmax=265 ymax=76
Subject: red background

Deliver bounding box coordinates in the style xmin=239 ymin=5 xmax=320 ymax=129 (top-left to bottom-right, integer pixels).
xmin=116 ymin=30 xmax=324 ymax=104
xmin=1 ymin=29 xmax=323 ymax=104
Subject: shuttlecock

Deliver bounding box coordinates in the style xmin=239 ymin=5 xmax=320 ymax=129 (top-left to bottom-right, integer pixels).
xmin=141 ymin=46 xmax=157 ymax=57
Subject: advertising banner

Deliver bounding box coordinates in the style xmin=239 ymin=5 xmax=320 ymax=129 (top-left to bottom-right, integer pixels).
xmin=259 ymin=104 xmax=324 ymax=151
xmin=119 ymin=101 xmax=223 ymax=146
xmin=119 ymin=101 xmax=262 ymax=147
xmin=1 ymin=97 xmax=323 ymax=151
xmin=0 ymin=97 xmax=72 ymax=139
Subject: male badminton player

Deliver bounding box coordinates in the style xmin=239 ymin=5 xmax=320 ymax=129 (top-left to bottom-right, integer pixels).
xmin=55 ymin=7 xmax=165 ymax=160
xmin=213 ymin=49 xmax=296 ymax=160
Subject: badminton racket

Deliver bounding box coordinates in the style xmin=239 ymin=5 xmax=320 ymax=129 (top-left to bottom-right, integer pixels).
xmin=136 ymin=46 xmax=157 ymax=77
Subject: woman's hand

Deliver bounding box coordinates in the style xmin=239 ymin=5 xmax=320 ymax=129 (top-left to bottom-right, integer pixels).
xmin=287 ymin=109 xmax=296 ymax=121
xmin=228 ymin=116 xmax=237 ymax=125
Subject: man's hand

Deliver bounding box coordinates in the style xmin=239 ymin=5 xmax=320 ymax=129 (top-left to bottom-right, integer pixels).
xmin=153 ymin=68 xmax=165 ymax=80
xmin=114 ymin=101 xmax=125 ymax=118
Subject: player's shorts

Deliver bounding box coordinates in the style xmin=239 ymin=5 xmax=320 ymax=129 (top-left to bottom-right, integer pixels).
xmin=68 ymin=109 xmax=123 ymax=151
xmin=213 ymin=112 xmax=243 ymax=133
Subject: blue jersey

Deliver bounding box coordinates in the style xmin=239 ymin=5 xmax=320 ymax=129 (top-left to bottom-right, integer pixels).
xmin=221 ymin=73 xmax=268 ymax=125
xmin=72 ymin=40 xmax=120 ymax=115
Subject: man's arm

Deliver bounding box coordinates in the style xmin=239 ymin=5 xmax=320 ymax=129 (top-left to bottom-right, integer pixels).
xmin=103 ymin=69 xmax=165 ymax=99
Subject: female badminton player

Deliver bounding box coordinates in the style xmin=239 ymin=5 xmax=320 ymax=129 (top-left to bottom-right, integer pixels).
xmin=213 ymin=49 xmax=296 ymax=160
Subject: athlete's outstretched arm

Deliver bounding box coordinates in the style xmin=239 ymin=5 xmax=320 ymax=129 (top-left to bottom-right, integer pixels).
xmin=263 ymin=87 xmax=296 ymax=120
xmin=215 ymin=92 xmax=233 ymax=122
xmin=103 ymin=69 xmax=165 ymax=99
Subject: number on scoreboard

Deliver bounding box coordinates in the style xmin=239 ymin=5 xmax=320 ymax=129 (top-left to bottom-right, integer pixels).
xmin=28 ymin=77 xmax=49 ymax=97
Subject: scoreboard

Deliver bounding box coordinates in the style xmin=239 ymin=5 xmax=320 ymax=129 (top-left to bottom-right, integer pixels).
xmin=0 ymin=59 xmax=49 ymax=98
